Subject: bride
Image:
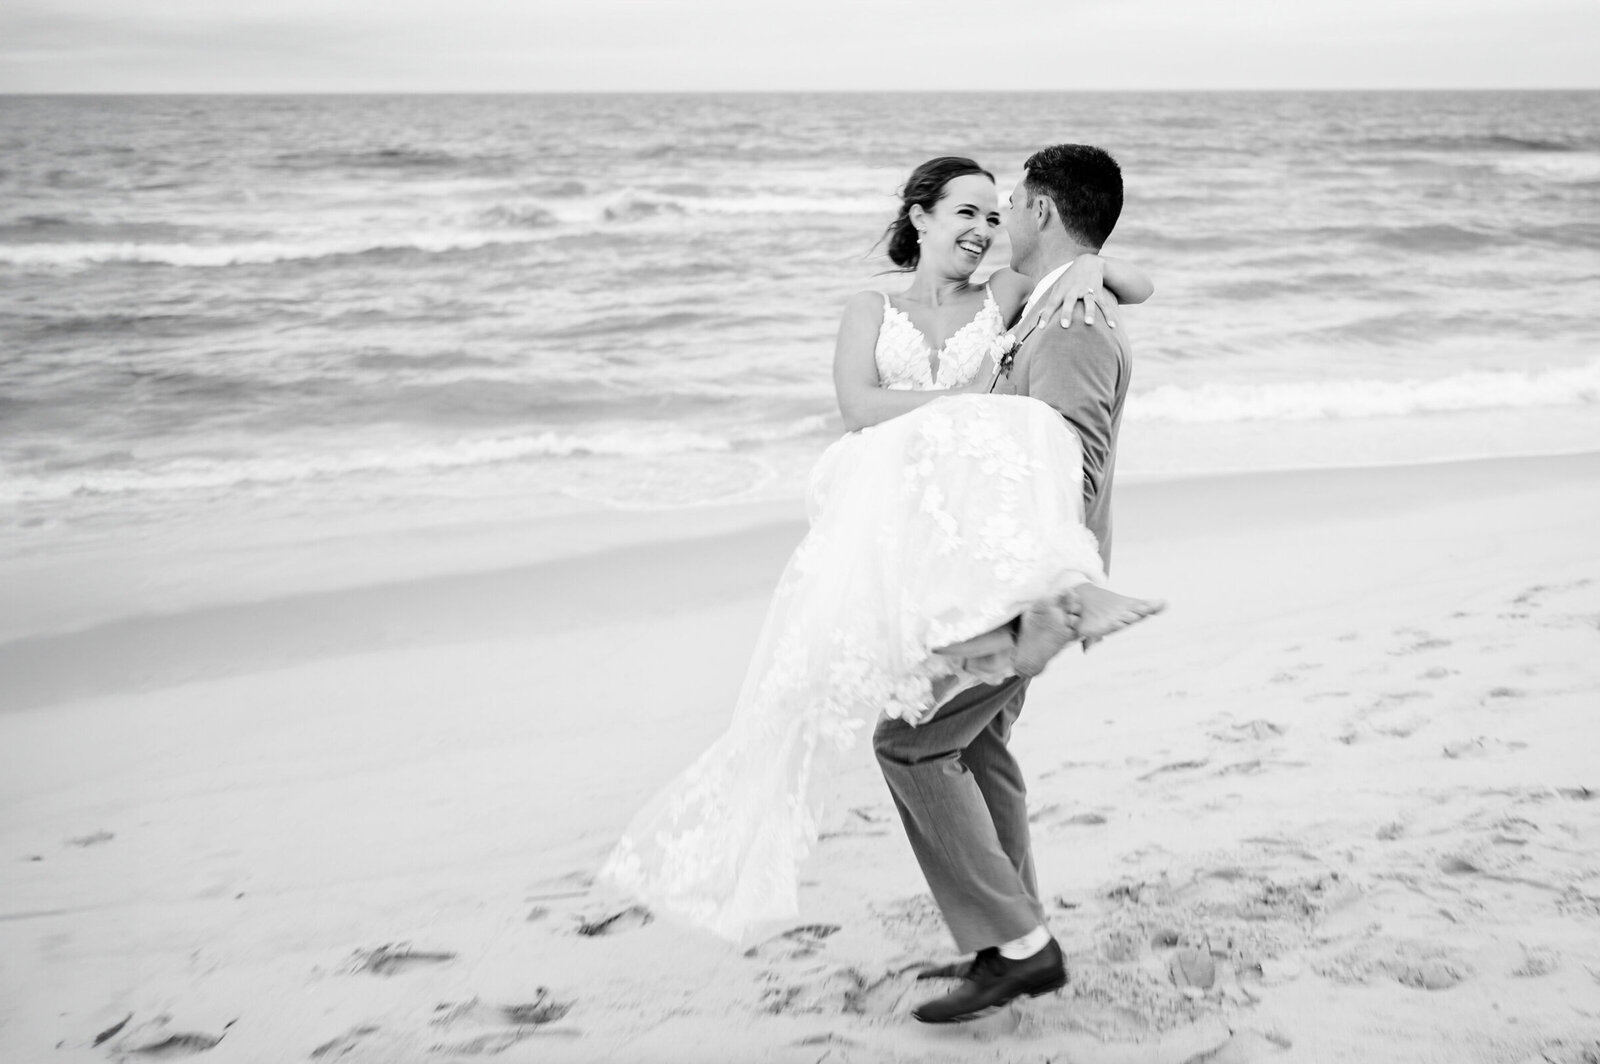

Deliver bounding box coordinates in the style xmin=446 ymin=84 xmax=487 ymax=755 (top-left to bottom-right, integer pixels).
xmin=600 ymin=155 xmax=1163 ymax=941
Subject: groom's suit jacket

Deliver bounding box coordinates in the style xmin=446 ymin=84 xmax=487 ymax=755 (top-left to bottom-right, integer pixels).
xmin=991 ymin=306 xmax=1131 ymax=572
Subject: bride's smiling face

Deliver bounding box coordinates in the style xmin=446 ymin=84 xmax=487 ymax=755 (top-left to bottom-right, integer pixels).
xmin=910 ymin=174 xmax=1001 ymax=277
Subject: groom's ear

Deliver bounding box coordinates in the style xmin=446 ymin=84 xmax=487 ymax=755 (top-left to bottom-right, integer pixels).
xmin=1032 ymin=191 xmax=1054 ymax=231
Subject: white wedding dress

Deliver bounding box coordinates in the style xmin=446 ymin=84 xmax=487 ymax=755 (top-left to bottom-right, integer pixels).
xmin=599 ymin=288 xmax=1107 ymax=941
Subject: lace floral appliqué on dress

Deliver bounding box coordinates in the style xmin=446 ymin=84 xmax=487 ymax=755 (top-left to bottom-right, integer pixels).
xmin=600 ymin=290 xmax=1105 ymax=942
xmin=873 ymin=287 xmax=1007 ymax=391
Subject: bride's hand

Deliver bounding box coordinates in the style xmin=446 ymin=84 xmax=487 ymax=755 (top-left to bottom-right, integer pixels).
xmin=1029 ymin=253 xmax=1120 ymax=332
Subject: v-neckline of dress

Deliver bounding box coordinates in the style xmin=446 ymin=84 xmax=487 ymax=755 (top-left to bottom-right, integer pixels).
xmin=884 ymin=288 xmax=995 ymax=383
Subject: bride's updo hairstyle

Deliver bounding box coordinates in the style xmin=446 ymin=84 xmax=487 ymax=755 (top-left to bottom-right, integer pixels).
xmin=881 ymin=156 xmax=995 ymax=270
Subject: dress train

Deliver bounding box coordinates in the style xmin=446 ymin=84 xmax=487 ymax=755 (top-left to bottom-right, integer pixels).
xmin=600 ymin=393 xmax=1105 ymax=941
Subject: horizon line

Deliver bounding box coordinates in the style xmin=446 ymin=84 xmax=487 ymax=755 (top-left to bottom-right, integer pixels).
xmin=3 ymin=86 xmax=1598 ymax=97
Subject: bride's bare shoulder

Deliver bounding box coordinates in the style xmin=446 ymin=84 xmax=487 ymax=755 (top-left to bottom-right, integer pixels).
xmin=984 ymin=269 xmax=1032 ymax=321
xmin=840 ymin=289 xmax=889 ymax=323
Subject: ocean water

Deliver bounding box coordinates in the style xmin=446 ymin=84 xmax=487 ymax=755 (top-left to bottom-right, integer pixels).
xmin=2 ymin=91 xmax=1598 ymax=562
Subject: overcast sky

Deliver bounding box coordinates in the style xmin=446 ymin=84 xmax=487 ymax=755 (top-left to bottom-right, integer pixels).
xmin=2 ymin=0 xmax=1595 ymax=93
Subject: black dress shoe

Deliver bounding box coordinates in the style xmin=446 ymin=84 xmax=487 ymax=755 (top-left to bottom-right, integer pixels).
xmin=915 ymin=946 xmax=998 ymax=981
xmin=911 ymin=939 xmax=1067 ymax=1024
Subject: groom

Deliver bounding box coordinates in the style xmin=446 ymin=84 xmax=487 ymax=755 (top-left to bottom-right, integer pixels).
xmin=874 ymin=143 xmax=1134 ymax=1024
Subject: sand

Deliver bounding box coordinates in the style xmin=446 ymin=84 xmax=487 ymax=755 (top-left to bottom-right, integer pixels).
xmin=3 ymin=452 xmax=1598 ymax=1064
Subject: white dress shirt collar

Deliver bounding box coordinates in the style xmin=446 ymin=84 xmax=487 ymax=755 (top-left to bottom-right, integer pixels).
xmin=1018 ymin=261 xmax=1074 ymax=328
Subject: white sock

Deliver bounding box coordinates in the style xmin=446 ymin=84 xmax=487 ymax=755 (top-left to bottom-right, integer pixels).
xmin=997 ymin=925 xmax=1050 ymax=960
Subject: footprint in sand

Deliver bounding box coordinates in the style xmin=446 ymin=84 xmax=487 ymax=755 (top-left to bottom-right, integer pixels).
xmin=1491 ymin=815 xmax=1540 ymax=844
xmin=1442 ymin=737 xmax=1528 ymax=759
xmin=744 ymin=923 xmax=840 ymax=961
xmin=819 ymin=805 xmax=893 ymax=840
xmin=1040 ymin=758 xmax=1109 ymax=780
xmin=1149 ymin=927 xmax=1182 ymax=949
xmin=1388 ymin=635 xmax=1452 ymax=656
xmin=1225 ymin=870 xmax=1358 ymax=923
xmin=1378 ymin=689 xmax=1434 ymax=705
xmin=866 ymin=893 xmax=948 ymax=949
xmin=347 ymin=943 xmax=457 ymax=976
xmin=1512 ymin=579 xmax=1594 ymax=608
xmin=1339 ymin=691 xmax=1435 ymax=742
xmin=1215 ymin=760 xmax=1266 ymax=777
xmin=1138 ymin=759 xmax=1209 ymax=782
xmin=1315 ymin=940 xmax=1470 ymax=990
xmin=1191 ymin=1029 xmax=1295 ymax=1061
xmin=1028 ymin=801 xmax=1062 ymax=823
xmin=1377 ymin=716 xmax=1431 ymax=738
xmin=1269 ymin=663 xmax=1323 ymax=685
xmin=98 ymin=1016 xmax=235 ymax=1060
xmin=1099 ymin=924 xmax=1146 ymax=964
xmin=1442 ymin=737 xmax=1486 ymax=759
xmin=126 ymin=1032 xmax=226 ymax=1059
xmin=1557 ymin=888 xmax=1600 ymax=920
xmin=1437 ymin=854 xmax=1485 ymax=876
xmin=428 ymin=992 xmax=578 ymax=1055
xmin=1210 ymin=720 xmax=1284 ymax=743
xmin=1029 ymin=803 xmax=1108 ymax=826
xmin=1511 ymin=1039 xmax=1600 ymax=1064
xmin=1394 ymin=959 xmax=1469 ymax=990
xmin=93 ymin=1015 xmax=133 ymax=1048
xmin=575 ymin=905 xmax=652 ymax=937
xmin=793 ymin=1033 xmax=860 ymax=1052
xmin=500 ymin=996 xmax=574 ymax=1026
xmin=310 ymin=1025 xmax=382 ymax=1059
xmin=1102 ymin=876 xmax=1171 ymax=906
xmin=1510 ymin=947 xmax=1561 ymax=977
xmin=1168 ymin=945 xmax=1218 ymax=991
xmin=762 ymin=963 xmax=923 ymax=1017
xmin=524 ymin=870 xmax=594 ymax=904
xmin=1338 ymin=717 xmax=1426 ymax=744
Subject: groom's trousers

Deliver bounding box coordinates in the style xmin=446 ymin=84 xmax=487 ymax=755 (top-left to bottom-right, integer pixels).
xmin=874 ymin=676 xmax=1045 ymax=953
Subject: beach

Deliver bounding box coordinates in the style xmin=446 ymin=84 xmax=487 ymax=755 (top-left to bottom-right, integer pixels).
xmin=3 ymin=88 xmax=1599 ymax=1062
xmin=4 ymin=450 xmax=1598 ymax=1063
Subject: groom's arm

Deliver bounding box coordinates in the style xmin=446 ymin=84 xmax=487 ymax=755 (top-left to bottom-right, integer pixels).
xmin=1022 ymin=311 xmax=1124 ymax=505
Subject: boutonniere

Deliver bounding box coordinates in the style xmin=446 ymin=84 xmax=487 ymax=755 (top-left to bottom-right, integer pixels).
xmin=987 ymin=318 xmax=1042 ymax=393
xmin=997 ymin=335 xmax=1020 ymax=376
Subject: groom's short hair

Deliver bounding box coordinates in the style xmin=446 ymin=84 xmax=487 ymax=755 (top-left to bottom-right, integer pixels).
xmin=1022 ymin=144 xmax=1123 ymax=249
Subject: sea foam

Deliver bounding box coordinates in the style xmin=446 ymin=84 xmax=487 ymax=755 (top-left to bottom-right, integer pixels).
xmin=1131 ymin=360 xmax=1600 ymax=424
xmin=0 ymin=417 xmax=834 ymax=503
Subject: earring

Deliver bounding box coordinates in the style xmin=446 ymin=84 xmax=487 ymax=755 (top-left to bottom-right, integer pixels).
xmin=916 ymin=229 xmax=924 ymax=244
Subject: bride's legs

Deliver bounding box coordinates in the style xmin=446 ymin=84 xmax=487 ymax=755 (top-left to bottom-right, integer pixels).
xmin=932 ymin=626 xmax=1015 ymax=661
xmin=930 ymin=594 xmax=1085 ymax=691
xmin=1011 ymin=584 xmax=1166 ymax=670
xmin=933 ymin=581 xmax=1164 ymax=686
xmin=1065 ymin=584 xmax=1166 ymax=643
